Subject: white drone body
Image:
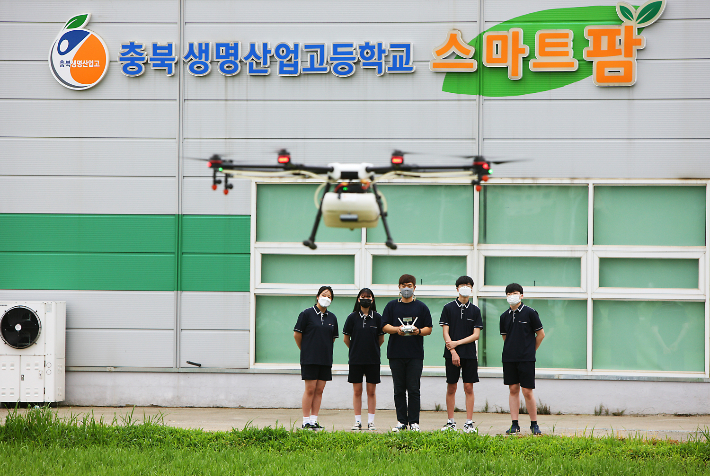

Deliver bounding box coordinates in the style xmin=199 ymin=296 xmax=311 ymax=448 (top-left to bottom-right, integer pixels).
xmin=322 ymin=163 xmax=380 ymax=229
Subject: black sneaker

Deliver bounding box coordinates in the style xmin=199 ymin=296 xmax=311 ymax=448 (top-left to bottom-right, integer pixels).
xmin=301 ymin=422 xmax=314 ymax=430
xmin=531 ymin=423 xmax=542 ymax=435
xmin=311 ymin=422 xmax=324 ymax=430
xmin=505 ymin=423 xmax=521 ymax=435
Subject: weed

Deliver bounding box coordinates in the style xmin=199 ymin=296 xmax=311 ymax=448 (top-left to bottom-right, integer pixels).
xmin=454 ymin=407 xmax=462 ymax=413
xmin=594 ymin=404 xmax=609 ymax=416
xmin=611 ymin=409 xmax=626 ymax=417
xmin=434 ymin=404 xmax=443 ymax=412
xmin=519 ymin=404 xmax=528 ymax=415
xmin=482 ymin=400 xmax=489 ymax=413
xmin=537 ymin=400 xmax=551 ymax=415
xmin=494 ymin=405 xmax=509 ymax=414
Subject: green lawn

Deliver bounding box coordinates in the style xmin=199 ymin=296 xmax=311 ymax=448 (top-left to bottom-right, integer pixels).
xmin=0 ymin=408 xmax=708 ymax=475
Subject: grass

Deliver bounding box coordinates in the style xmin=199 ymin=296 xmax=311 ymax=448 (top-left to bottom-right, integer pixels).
xmin=1 ymin=407 xmax=709 ymax=475
xmin=595 ymin=404 xmax=627 ymax=417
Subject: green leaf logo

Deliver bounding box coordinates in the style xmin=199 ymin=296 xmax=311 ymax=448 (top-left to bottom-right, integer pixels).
xmin=636 ymin=0 xmax=666 ymax=27
xmin=64 ymin=13 xmax=90 ymax=30
xmin=616 ymin=2 xmax=636 ymax=22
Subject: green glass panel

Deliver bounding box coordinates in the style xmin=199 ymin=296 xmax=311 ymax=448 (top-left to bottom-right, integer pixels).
xmin=372 ymin=256 xmax=467 ymax=286
xmin=479 ymin=185 xmax=588 ymax=245
xmin=599 ymin=259 xmax=699 ymax=289
xmin=0 ymin=252 xmax=175 ymax=291
xmin=261 ymin=255 xmax=354 ymax=284
xmin=367 ymin=185 xmax=473 ymax=244
xmin=182 ymin=216 xmax=250 ymax=254
xmin=256 ymin=295 xmax=452 ymax=367
xmin=485 ymin=257 xmax=581 ymax=287
xmin=593 ymin=301 xmax=704 ymax=372
xmin=181 ymin=254 xmax=249 ymax=292
xmin=594 ymin=186 xmax=706 ymax=246
xmin=255 ymin=295 xmax=355 ymax=365
xmin=256 ymin=184 xmax=361 ymax=243
xmin=480 ymin=299 xmax=586 ymax=369
xmin=0 ymin=214 xmax=176 ymax=252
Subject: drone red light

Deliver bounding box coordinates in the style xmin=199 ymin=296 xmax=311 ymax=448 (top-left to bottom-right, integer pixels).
xmin=482 ymin=163 xmax=490 ymax=170
xmin=277 ymin=152 xmax=291 ymax=164
xmin=391 ymin=155 xmax=404 ymax=165
xmin=212 ymin=184 xmax=218 ymax=191
xmin=475 ymin=185 xmax=482 ymax=192
xmin=481 ymin=175 xmax=489 ymax=182
xmin=223 ymin=189 xmax=229 ymax=195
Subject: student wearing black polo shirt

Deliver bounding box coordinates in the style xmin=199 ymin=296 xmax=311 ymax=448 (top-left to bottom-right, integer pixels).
xmin=294 ymin=285 xmax=338 ymax=430
xmin=440 ymin=275 xmax=482 ymax=434
xmin=382 ymin=274 xmax=433 ymax=432
xmin=500 ymin=283 xmax=545 ymax=435
xmin=343 ymin=288 xmax=384 ymax=431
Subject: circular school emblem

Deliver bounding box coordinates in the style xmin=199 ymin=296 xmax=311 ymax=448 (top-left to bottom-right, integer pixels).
xmin=48 ymin=13 xmax=109 ymax=90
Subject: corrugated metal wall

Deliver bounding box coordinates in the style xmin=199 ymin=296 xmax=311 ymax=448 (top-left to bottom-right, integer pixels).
xmin=0 ymin=0 xmax=709 ymax=373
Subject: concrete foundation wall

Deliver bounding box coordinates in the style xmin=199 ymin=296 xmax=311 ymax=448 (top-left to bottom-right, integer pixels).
xmin=65 ymin=372 xmax=710 ymax=415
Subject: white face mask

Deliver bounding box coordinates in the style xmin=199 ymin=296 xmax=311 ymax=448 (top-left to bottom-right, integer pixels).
xmin=458 ymin=286 xmax=472 ymax=297
xmin=506 ymin=294 xmax=521 ymax=305
xmin=318 ymin=296 xmax=331 ymax=308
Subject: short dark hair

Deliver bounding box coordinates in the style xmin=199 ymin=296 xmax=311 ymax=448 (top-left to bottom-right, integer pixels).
xmin=505 ymin=283 xmax=524 ymax=295
xmin=316 ymin=285 xmax=334 ymax=301
xmin=455 ymin=276 xmax=474 ymax=287
xmin=399 ymin=274 xmax=416 ymax=286
xmin=353 ymin=288 xmax=377 ymax=313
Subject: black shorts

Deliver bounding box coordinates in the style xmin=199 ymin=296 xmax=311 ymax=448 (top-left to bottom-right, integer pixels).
xmin=503 ymin=361 xmax=535 ymax=389
xmin=445 ymin=358 xmax=479 ymax=384
xmin=348 ymin=364 xmax=381 ymax=384
xmin=301 ymin=364 xmax=332 ymax=381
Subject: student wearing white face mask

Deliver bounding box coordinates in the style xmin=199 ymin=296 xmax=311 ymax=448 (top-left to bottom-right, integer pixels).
xmin=440 ymin=276 xmax=482 ymax=434
xmin=294 ymin=285 xmax=338 ymax=430
xmin=500 ymin=283 xmax=545 ymax=436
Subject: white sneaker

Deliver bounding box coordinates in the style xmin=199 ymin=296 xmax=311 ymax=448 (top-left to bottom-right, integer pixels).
xmin=441 ymin=421 xmax=457 ymax=431
xmin=367 ymin=422 xmax=376 ymax=431
xmin=392 ymin=422 xmax=407 ymax=432
xmin=351 ymin=422 xmax=362 ymax=431
xmin=463 ymin=421 xmax=477 ymax=434
xmin=409 ymin=423 xmax=420 ymax=432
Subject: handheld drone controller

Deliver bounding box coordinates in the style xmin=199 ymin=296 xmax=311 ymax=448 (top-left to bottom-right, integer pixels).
xmin=398 ymin=317 xmax=419 ymax=336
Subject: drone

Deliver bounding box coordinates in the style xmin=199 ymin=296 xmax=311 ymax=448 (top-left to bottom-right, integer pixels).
xmin=194 ymin=149 xmax=521 ymax=250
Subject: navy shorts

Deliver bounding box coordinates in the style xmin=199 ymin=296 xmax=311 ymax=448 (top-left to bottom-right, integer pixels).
xmin=301 ymin=364 xmax=332 ymax=381
xmin=503 ymin=361 xmax=535 ymax=389
xmin=348 ymin=364 xmax=381 ymax=384
xmin=445 ymin=358 xmax=479 ymax=384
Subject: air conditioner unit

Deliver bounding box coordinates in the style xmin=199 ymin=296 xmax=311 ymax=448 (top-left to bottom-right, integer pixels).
xmin=0 ymin=302 xmax=66 ymax=403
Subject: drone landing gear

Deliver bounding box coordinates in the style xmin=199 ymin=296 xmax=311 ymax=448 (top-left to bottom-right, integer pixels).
xmin=372 ymin=183 xmax=397 ymax=250
xmin=303 ymin=184 xmax=331 ymax=250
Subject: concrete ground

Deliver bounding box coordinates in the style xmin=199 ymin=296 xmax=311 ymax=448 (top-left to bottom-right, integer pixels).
xmin=4 ymin=407 xmax=710 ymax=441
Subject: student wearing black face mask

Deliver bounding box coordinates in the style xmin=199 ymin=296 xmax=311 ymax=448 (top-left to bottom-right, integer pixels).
xmin=343 ymin=288 xmax=384 ymax=431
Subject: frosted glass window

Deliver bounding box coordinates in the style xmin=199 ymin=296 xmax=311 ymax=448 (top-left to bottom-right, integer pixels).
xmin=479 ymin=185 xmax=587 ymax=245
xmin=367 ymin=185 xmax=473 ymax=244
xmin=479 ymin=299 xmax=586 ymax=369
xmin=592 ymin=301 xmax=704 ymax=372
xmin=485 ymin=257 xmax=581 ymax=287
xmin=599 ymin=259 xmax=699 ymax=289
xmin=372 ymin=256 xmax=467 ymax=286
xmin=257 ymin=184 xmax=361 ymax=243
xmin=594 ymin=186 xmax=705 ymax=246
xmin=261 ymin=255 xmax=354 ymax=284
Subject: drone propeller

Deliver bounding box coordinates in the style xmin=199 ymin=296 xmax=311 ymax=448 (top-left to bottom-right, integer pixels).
xmin=447 ymin=154 xmax=531 ymax=165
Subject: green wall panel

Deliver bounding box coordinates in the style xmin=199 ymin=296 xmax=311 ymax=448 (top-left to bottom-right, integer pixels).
xmin=593 ymin=300 xmax=704 ymax=372
xmin=367 ymin=185 xmax=473 ymax=244
xmin=599 ymin=258 xmax=699 ymax=289
xmin=372 ymin=255 xmax=467 ymax=286
xmin=181 ymin=254 xmax=250 ymax=292
xmin=480 ymin=299 xmax=586 ymax=369
xmin=485 ymin=257 xmax=581 ymax=287
xmin=0 ymin=214 xmax=176 ymax=252
xmin=479 ymin=185 xmax=588 ymax=245
xmin=0 ymin=252 xmax=175 ymax=291
xmin=256 ymin=184 xmax=361 ymax=243
xmin=594 ymin=186 xmax=706 ymax=246
xmin=262 ymin=254 xmax=355 ymax=284
xmin=182 ymin=215 xmax=250 ymax=254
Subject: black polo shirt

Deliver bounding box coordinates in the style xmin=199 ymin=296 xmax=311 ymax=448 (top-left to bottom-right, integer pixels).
xmin=439 ymin=299 xmax=483 ymax=360
xmin=342 ymin=310 xmax=384 ymax=365
xmin=294 ymin=305 xmax=339 ymax=366
xmin=381 ymin=299 xmax=433 ymax=360
xmin=499 ymin=303 xmax=543 ymax=363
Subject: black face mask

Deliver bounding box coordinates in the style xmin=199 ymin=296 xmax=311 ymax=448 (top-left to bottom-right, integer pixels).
xmin=359 ymin=298 xmax=372 ymax=308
